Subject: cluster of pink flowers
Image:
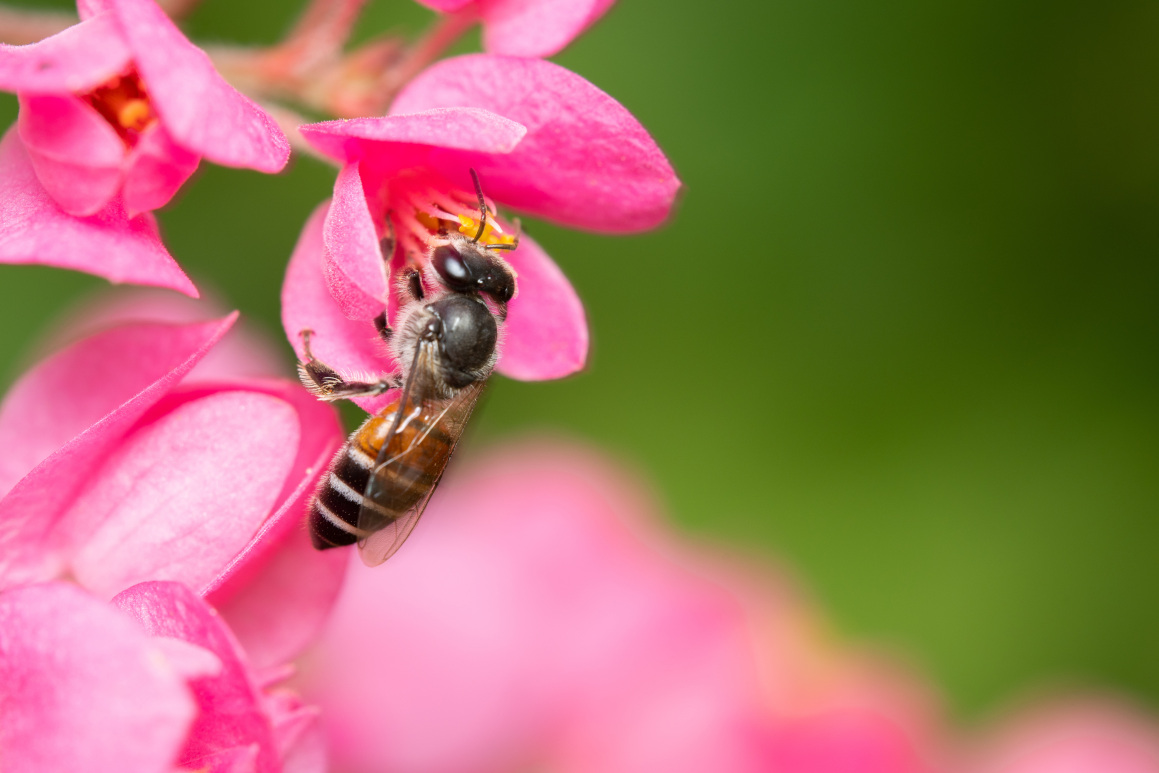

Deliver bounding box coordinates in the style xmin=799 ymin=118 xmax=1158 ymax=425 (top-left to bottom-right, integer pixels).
xmin=0 ymin=1 xmax=1157 ymax=772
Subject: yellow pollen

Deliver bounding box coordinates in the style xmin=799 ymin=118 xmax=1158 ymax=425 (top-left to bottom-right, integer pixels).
xmin=456 ymin=215 xmax=516 ymax=247
xmin=82 ymin=69 xmax=157 ymax=145
xmin=117 ymin=99 xmax=152 ymax=132
xmin=415 ymin=211 xmax=441 ymax=232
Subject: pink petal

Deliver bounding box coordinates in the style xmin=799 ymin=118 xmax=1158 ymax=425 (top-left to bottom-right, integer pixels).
xmin=209 ymin=505 xmax=349 ymax=670
xmin=968 ymin=700 xmax=1159 ymax=773
xmin=306 ymin=440 xmax=768 ymax=772
xmin=391 ymin=55 xmax=680 ymax=233
xmin=196 ymin=745 xmax=261 ymax=773
xmin=78 ymin=0 xmax=113 ymax=20
xmin=0 ymin=13 xmax=131 ymax=94
xmin=112 ymin=581 xmax=281 ymax=773
xmin=313 ymin=551 xmax=545 ymax=773
xmin=282 ymin=202 xmax=397 ymax=414
xmin=105 ymin=0 xmax=289 ymax=172
xmin=64 ymin=391 xmax=301 ymax=598
xmin=496 ymin=232 xmax=587 ymax=380
xmin=47 ymin=288 xmax=288 ymax=382
xmin=480 ymin=0 xmax=617 ymax=57
xmin=322 ymin=161 xmax=389 ymax=319
xmin=0 ymin=582 xmax=196 ymax=773
xmin=122 ymin=121 xmax=201 ymax=217
xmin=767 ymin=710 xmax=933 ymax=773
xmin=300 ymin=107 xmax=526 ymax=164
xmin=266 ymin=690 xmax=328 ymax=773
xmin=0 ymin=127 xmax=197 ymax=295
xmin=152 ymin=636 xmax=224 ymax=681
xmin=201 ymin=380 xmax=348 ymax=669
xmin=0 ymin=314 xmax=236 ymax=588
xmin=17 ymin=93 xmax=124 ymax=216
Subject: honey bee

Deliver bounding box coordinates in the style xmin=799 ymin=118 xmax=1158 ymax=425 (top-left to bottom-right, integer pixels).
xmin=298 ymin=170 xmax=518 ymax=565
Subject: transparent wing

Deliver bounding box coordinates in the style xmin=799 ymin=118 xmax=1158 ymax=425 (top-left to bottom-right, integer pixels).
xmin=356 ymin=378 xmax=484 ymax=566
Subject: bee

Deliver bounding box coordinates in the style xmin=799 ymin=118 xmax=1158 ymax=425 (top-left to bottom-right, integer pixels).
xmin=298 ymin=170 xmax=518 ymax=565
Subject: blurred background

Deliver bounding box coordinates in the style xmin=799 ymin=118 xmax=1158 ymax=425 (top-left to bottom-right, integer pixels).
xmin=1 ymin=0 xmax=1157 ymax=723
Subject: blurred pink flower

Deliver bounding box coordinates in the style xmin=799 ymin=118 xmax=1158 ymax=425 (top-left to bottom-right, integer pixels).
xmin=0 ymin=0 xmax=290 ymax=294
xmin=0 ymin=297 xmax=346 ymax=668
xmin=961 ymin=698 xmax=1159 ymax=773
xmin=0 ymin=125 xmax=194 ymax=296
xmin=0 ymin=580 xmax=324 ymax=773
xmin=414 ymin=0 xmax=617 ymax=58
xmin=301 ymin=439 xmax=941 ymax=773
xmin=287 ymin=54 xmax=679 ymax=410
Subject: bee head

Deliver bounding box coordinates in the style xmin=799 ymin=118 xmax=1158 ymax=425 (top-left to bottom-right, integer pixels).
xmin=431 ymin=242 xmax=516 ymax=304
xmin=425 ymin=294 xmax=498 ymax=388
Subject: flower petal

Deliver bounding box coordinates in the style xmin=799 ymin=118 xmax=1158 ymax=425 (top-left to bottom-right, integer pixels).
xmin=969 ymin=700 xmax=1159 ymax=773
xmin=480 ymin=0 xmax=617 ymax=58
xmin=0 ymin=314 xmax=236 ymax=588
xmin=105 ymin=0 xmax=289 ymax=172
xmin=17 ymin=93 xmax=124 ymax=216
xmin=269 ymin=693 xmax=328 ymax=773
xmin=78 ymin=0 xmax=113 ymax=20
xmin=0 ymin=127 xmax=197 ymax=295
xmin=64 ymin=391 xmax=301 ymax=599
xmin=322 ymin=161 xmax=389 ymax=319
xmin=122 ymin=122 xmax=201 ymax=217
xmin=46 ymin=289 xmax=289 ymax=382
xmin=201 ymin=380 xmax=348 ymax=669
xmin=300 ymin=107 xmax=526 ymax=164
xmin=307 ymin=440 xmax=765 ymax=772
xmin=112 ymin=581 xmax=282 ymax=773
xmin=496 ymin=233 xmax=588 ymax=380
xmin=152 ymin=636 xmax=224 ymax=681
xmin=0 ymin=13 xmax=131 ymax=94
xmin=0 ymin=582 xmax=196 ymax=773
xmin=391 ymin=54 xmax=680 ymax=233
xmin=283 ymin=202 xmax=397 ymax=416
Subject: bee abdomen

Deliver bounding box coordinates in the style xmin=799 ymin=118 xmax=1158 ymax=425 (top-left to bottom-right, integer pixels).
xmin=307 ymin=404 xmax=453 ymax=551
xmin=308 ymin=441 xmax=383 ymax=550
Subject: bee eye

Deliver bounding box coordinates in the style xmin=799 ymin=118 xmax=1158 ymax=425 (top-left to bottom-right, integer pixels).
xmin=485 ymin=271 xmax=515 ymax=303
xmin=432 ymin=245 xmax=470 ymax=287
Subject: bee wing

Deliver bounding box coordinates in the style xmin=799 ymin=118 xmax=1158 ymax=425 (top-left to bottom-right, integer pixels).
xmin=356 ymin=380 xmax=485 ymax=566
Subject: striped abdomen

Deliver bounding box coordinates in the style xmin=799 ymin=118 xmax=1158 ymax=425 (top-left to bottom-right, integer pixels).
xmin=309 ymin=398 xmax=455 ymax=550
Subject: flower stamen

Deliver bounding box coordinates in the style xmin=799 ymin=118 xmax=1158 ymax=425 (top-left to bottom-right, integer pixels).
xmin=82 ymin=70 xmax=158 ymax=145
xmin=387 ymin=174 xmax=518 ymax=269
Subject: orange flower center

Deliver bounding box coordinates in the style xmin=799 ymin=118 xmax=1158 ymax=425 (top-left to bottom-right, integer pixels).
xmin=385 ymin=176 xmax=516 ymax=269
xmin=83 ymin=70 xmax=157 ymax=146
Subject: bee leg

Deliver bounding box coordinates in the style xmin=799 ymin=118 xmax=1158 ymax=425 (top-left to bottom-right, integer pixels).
xmin=401 ymin=267 xmax=424 ymax=302
xmin=374 ymin=311 xmax=392 ymax=342
xmin=378 ymin=215 xmax=396 ymax=270
xmin=297 ymin=329 xmax=400 ymax=401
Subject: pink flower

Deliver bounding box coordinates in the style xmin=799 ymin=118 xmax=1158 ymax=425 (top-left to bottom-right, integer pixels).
xmin=962 ymin=698 xmax=1159 ymax=773
xmin=414 ymin=0 xmax=617 ymax=58
xmin=0 ymin=122 xmax=196 ymax=295
xmin=301 ymin=439 xmax=939 ymax=773
xmin=0 ymin=0 xmax=290 ymax=294
xmin=287 ymin=55 xmax=679 ymax=410
xmin=0 ymin=293 xmax=346 ymax=668
xmin=0 ymin=580 xmax=324 ymax=773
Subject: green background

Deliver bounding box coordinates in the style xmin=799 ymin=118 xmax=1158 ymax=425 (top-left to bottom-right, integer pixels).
xmin=2 ymin=0 xmax=1157 ymax=720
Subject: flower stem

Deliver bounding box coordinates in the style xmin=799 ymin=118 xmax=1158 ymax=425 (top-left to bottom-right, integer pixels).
xmin=284 ymin=0 xmax=369 ymax=67
xmin=381 ymin=10 xmax=476 ymax=99
xmin=0 ymin=5 xmax=73 ymax=45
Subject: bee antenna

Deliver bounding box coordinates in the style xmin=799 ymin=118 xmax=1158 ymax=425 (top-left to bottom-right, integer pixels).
xmin=469 ymin=168 xmax=488 ymax=243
